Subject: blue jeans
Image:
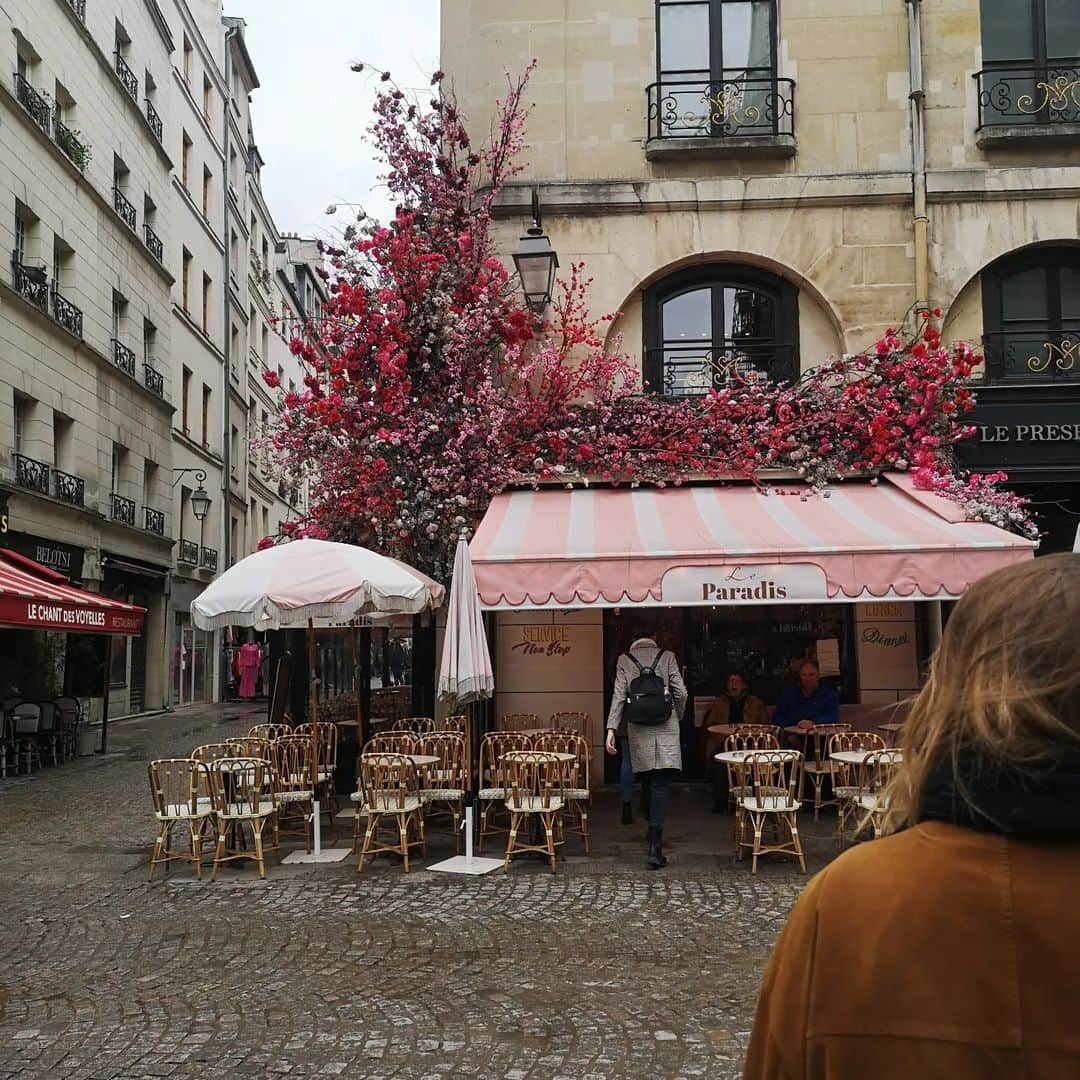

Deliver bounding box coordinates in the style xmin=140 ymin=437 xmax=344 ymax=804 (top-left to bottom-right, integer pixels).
xmin=618 ymin=738 xmax=634 ymax=803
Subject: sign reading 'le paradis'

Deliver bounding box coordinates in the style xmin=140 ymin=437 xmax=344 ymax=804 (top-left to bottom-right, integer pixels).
xmin=511 ymin=624 xmax=572 ymax=657
xmin=0 ymin=598 xmax=144 ymax=635
xmin=661 ymin=564 xmax=829 ymax=605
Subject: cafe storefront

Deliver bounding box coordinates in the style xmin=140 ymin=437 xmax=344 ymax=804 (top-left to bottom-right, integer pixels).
xmin=469 ymin=474 xmax=1035 ymax=783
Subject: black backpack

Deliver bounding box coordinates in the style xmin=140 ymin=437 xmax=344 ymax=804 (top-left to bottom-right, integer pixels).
xmin=623 ymin=653 xmax=673 ymax=725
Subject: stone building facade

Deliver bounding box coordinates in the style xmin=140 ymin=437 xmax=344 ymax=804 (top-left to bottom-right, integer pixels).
xmin=442 ymin=0 xmax=1080 ymax=551
xmin=1 ymin=0 xmax=314 ymax=715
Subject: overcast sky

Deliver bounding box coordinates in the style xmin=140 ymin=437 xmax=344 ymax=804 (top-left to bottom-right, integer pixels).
xmin=224 ymin=1 xmax=440 ymax=241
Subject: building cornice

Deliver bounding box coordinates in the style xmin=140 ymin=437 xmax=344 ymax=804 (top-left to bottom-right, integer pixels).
xmin=926 ymin=166 xmax=1080 ymax=203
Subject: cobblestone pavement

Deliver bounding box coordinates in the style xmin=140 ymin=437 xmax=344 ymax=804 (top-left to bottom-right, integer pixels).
xmin=0 ymin=706 xmax=831 ymax=1079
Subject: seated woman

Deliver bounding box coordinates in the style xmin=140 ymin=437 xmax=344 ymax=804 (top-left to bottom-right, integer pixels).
xmin=702 ymin=672 xmax=768 ymax=812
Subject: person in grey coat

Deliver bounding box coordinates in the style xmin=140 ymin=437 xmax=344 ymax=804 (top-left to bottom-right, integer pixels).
xmin=605 ymin=635 xmax=687 ymax=869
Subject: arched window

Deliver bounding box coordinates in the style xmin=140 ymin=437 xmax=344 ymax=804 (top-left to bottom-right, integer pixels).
xmin=642 ymin=265 xmax=798 ymax=395
xmin=981 ymin=246 xmax=1080 ymax=382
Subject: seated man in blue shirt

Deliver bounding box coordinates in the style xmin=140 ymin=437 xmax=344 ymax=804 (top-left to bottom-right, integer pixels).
xmin=772 ymin=659 xmax=839 ymax=741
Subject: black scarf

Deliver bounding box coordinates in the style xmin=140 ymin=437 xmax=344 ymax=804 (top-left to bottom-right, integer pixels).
xmin=918 ymin=747 xmax=1080 ymax=842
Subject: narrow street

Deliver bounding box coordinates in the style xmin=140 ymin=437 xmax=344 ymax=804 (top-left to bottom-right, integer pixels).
xmin=0 ymin=706 xmax=821 ymax=1079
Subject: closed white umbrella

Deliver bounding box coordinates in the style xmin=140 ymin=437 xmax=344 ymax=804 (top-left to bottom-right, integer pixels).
xmin=191 ymin=539 xmax=443 ymax=860
xmin=430 ymin=532 xmax=501 ymax=875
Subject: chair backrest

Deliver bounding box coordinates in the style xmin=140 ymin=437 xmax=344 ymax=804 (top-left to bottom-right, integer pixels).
xmin=393 ymin=716 xmax=432 ymax=734
xmin=248 ymin=723 xmax=291 ymax=742
xmin=726 ymin=730 xmax=780 ymax=752
xmin=364 ymin=732 xmax=417 ymax=756
xmin=229 ymin=736 xmax=272 ymax=761
xmin=549 ymin=711 xmax=589 ymax=735
xmin=807 ymin=723 xmax=852 ymax=764
xmin=38 ymin=700 xmax=60 ymax=732
xmin=148 ymin=758 xmax=210 ymax=816
xmin=272 ymin=735 xmax=314 ymax=794
xmin=501 ymin=750 xmax=560 ymax=809
xmin=745 ymin=750 xmax=803 ymax=808
xmin=858 ymin=749 xmax=904 ymax=795
xmin=479 ymin=732 xmax=532 ymax=786
xmin=210 ymin=757 xmax=270 ymax=814
xmin=500 ymin=713 xmax=541 ymax=732
xmin=419 ymin=732 xmax=466 ymax=786
xmin=359 ymin=752 xmax=418 ymax=812
xmin=440 ymin=714 xmax=468 ymax=734
xmin=12 ymin=702 xmax=41 ymax=735
xmin=192 ymin=742 xmax=236 ymax=765
xmin=54 ymin=696 xmax=80 ymax=723
xmin=535 ymin=731 xmax=589 ymax=790
xmin=830 ymin=730 xmax=886 ymax=755
xmin=733 ymin=723 xmax=781 ymax=739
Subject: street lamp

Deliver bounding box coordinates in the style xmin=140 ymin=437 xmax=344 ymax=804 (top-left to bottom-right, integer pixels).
xmin=172 ymin=468 xmax=212 ymax=521
xmin=512 ymin=189 xmax=559 ymax=315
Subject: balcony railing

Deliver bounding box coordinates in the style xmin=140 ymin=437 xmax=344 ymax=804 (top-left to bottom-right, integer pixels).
xmin=114 ymin=51 xmax=138 ymax=101
xmin=14 ymin=453 xmax=50 ymax=496
xmin=144 ymin=506 xmax=165 ymax=535
xmin=975 ymin=63 xmax=1080 ymax=130
xmin=178 ymin=539 xmax=199 ymax=566
xmin=53 ymin=468 xmax=85 ymax=507
xmin=53 ymin=119 xmax=91 ymax=172
xmin=199 ymin=546 xmax=218 ymax=572
xmin=11 ymin=256 xmax=49 ymax=312
xmin=14 ymin=73 xmax=52 ymax=134
xmin=112 ymin=339 xmax=136 ymax=377
xmin=647 ymin=72 xmax=796 ymax=143
xmin=145 ymin=98 xmax=163 ymax=143
xmin=143 ymin=222 xmax=163 ymax=263
xmin=644 ymin=342 xmax=795 ymax=397
xmin=52 ymin=288 xmax=83 ymax=338
xmin=113 ymin=186 xmax=137 ymax=231
xmin=982 ymin=330 xmax=1080 ymax=384
xmin=144 ymin=363 xmax=164 ymax=397
xmin=111 ymin=492 xmax=136 ymax=526
xmin=66 ymin=0 xmax=86 ymax=21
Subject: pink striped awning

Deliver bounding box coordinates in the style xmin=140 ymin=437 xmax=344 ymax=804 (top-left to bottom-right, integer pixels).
xmin=470 ymin=475 xmax=1035 ymax=609
xmin=0 ymin=553 xmax=145 ymax=635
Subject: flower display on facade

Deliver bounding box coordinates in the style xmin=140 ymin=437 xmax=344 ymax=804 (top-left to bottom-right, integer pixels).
xmin=262 ymin=67 xmax=1035 ymax=578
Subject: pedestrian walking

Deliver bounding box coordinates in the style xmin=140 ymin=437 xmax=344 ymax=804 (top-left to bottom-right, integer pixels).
xmin=605 ymin=633 xmax=687 ymax=870
xmin=744 ymin=553 xmax=1080 ymax=1079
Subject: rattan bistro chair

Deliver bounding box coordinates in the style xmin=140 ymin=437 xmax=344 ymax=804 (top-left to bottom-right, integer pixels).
xmin=723 ymin=730 xmax=780 ymax=841
xmin=208 ymin=757 xmax=280 ymax=880
xmin=549 ymin=711 xmax=589 ymax=736
xmin=248 ymin=723 xmax=291 ymax=742
xmin=802 ymin=723 xmax=852 ymax=820
xmin=229 ymin=736 xmax=273 ymax=762
xmin=535 ymin=731 xmax=591 ymax=852
xmin=1 ymin=696 xmax=23 ymax=778
xmin=356 ymin=753 xmax=425 ymax=874
xmin=364 ymin=733 xmax=417 ymax=756
xmin=500 ymin=713 xmax=541 ymax=733
xmin=737 ymin=750 xmax=807 ymax=875
xmin=192 ymin=742 xmax=237 ymax=766
xmin=53 ymin=697 xmax=82 ymax=762
xmin=11 ymin=703 xmax=41 ymax=774
xmin=147 ymin=758 xmax=214 ymax=880
xmin=295 ymin=722 xmax=339 ymax=823
xmin=418 ymin=733 xmax=466 ymax=852
xmin=501 ymin=751 xmax=564 ymax=874
xmin=829 ymin=731 xmax=887 ymax=847
xmin=272 ymin=736 xmax=315 ymax=852
xmin=853 ymin=749 xmax=904 ymax=840
xmin=477 ymin=732 xmax=532 ymax=851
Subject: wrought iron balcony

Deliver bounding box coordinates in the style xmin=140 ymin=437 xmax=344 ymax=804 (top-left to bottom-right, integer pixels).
xmin=982 ymin=330 xmax=1080 ymax=384
xmin=144 ymin=363 xmax=164 ymax=397
xmin=975 ymin=64 xmax=1080 ymax=133
xmin=112 ymin=339 xmax=136 ymax=377
xmin=145 ymin=98 xmax=163 ymax=143
xmin=14 ymin=453 xmax=50 ymax=495
xmin=143 ymin=222 xmax=163 ymax=263
xmin=53 ymin=120 xmax=91 ymax=172
xmin=14 ymin=73 xmax=52 ymax=135
xmin=178 ymin=539 xmax=199 ymax=566
xmin=113 ymin=187 xmax=137 ymax=231
xmin=144 ymin=506 xmax=165 ymax=535
xmin=52 ymin=288 xmax=83 ymax=338
xmin=643 ymin=342 xmax=795 ymax=397
xmin=199 ymin=546 xmax=218 ymax=572
xmin=66 ymin=0 xmax=86 ymax=21
xmin=53 ymin=468 xmax=85 ymax=507
xmin=114 ymin=51 xmax=138 ymax=101
xmin=111 ymin=492 xmax=136 ymax=526
xmin=11 ymin=255 xmax=49 ymax=312
xmin=646 ymin=73 xmax=796 ymax=154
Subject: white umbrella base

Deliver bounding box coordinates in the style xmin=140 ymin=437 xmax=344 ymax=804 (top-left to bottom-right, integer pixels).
xmin=282 ymin=848 xmax=351 ymax=864
xmin=427 ymin=855 xmax=503 ymax=875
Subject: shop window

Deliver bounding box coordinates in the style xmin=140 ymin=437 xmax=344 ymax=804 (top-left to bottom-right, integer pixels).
xmin=649 ymin=0 xmax=794 ymax=153
xmin=642 ymin=264 xmax=798 ymax=395
xmin=975 ymin=0 xmax=1080 ymax=135
xmin=981 ymin=245 xmax=1080 ymax=383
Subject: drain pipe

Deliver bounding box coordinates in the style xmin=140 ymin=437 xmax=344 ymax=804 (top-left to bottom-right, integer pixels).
xmin=221 ymin=25 xmax=237 ymax=573
xmin=906 ymin=0 xmax=929 ymax=310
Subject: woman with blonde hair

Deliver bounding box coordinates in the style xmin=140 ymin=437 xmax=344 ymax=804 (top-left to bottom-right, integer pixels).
xmin=744 ymin=553 xmax=1080 ymax=1079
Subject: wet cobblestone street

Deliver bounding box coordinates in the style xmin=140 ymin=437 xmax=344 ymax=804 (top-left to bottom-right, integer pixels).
xmin=0 ymin=706 xmax=827 ymax=1078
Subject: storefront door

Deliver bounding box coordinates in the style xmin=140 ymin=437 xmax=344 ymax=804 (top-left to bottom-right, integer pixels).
xmin=173 ymin=614 xmax=212 ymax=707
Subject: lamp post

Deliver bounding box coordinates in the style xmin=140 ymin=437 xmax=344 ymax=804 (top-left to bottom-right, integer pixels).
xmin=512 ymin=189 xmax=559 ymax=318
xmin=172 ymin=468 xmax=212 ymax=522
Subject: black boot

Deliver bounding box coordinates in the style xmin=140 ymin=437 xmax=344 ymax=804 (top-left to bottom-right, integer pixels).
xmin=621 ymin=801 xmax=633 ymax=825
xmin=647 ymin=826 xmax=667 ymax=870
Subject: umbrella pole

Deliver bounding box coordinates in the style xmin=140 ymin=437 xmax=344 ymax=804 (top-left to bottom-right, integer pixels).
xmin=308 ymin=618 xmax=321 ymax=854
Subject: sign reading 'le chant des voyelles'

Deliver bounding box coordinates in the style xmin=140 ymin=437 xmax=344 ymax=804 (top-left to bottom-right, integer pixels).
xmin=0 ymin=600 xmax=144 ymax=635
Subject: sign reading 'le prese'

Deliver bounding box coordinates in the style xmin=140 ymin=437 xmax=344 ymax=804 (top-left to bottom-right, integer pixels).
xmin=1 ymin=599 xmax=144 ymax=635
xmin=661 ymin=564 xmax=829 ymax=605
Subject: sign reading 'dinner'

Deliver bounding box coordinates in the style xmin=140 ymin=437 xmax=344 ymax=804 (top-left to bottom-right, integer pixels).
xmin=661 ymin=564 xmax=829 ymax=605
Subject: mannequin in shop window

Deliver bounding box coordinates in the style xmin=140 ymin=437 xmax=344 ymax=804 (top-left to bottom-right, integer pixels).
xmin=238 ymin=633 xmax=263 ymax=700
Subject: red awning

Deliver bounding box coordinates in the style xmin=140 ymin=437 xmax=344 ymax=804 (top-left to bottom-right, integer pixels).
xmin=0 ymin=553 xmax=145 ymax=635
